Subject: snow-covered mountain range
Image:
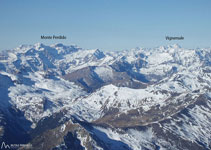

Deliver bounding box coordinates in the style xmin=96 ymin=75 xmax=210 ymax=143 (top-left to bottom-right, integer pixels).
xmin=0 ymin=43 xmax=210 ymax=150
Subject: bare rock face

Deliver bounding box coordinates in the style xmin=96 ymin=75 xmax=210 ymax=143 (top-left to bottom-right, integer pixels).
xmin=63 ymin=65 xmax=147 ymax=92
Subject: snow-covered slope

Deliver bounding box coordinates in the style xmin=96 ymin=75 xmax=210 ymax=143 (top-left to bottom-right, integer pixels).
xmin=0 ymin=43 xmax=210 ymax=149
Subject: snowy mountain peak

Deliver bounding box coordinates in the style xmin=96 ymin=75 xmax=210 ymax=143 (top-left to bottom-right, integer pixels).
xmin=54 ymin=43 xmax=65 ymax=47
xmin=34 ymin=42 xmax=46 ymax=50
xmin=168 ymin=43 xmax=181 ymax=49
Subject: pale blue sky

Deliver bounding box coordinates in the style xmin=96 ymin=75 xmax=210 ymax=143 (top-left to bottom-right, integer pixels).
xmin=0 ymin=0 xmax=211 ymax=51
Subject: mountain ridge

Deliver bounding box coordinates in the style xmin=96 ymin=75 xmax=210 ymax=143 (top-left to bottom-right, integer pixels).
xmin=0 ymin=43 xmax=210 ymax=149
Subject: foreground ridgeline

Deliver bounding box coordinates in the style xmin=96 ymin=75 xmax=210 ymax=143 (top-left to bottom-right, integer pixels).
xmin=0 ymin=43 xmax=210 ymax=150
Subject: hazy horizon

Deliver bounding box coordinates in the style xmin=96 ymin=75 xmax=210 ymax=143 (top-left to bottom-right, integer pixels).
xmin=1 ymin=42 xmax=210 ymax=53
